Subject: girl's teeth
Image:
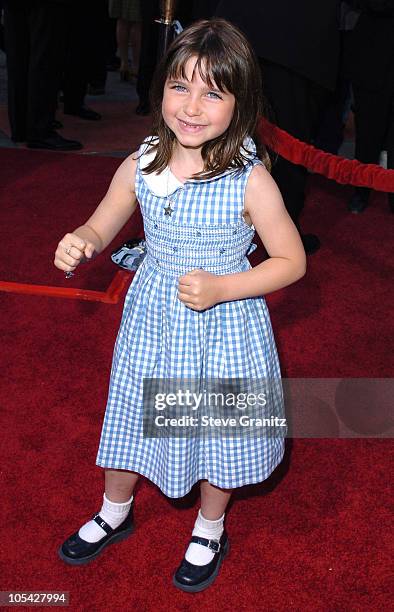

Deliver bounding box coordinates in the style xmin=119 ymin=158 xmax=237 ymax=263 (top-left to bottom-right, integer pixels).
xmin=181 ymin=120 xmax=201 ymax=127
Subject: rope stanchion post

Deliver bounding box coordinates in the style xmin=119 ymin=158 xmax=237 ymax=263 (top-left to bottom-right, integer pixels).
xmin=156 ymin=0 xmax=178 ymax=58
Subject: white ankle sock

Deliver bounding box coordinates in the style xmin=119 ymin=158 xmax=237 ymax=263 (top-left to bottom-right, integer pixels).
xmin=184 ymin=509 xmax=225 ymax=566
xmin=78 ymin=493 xmax=133 ymax=543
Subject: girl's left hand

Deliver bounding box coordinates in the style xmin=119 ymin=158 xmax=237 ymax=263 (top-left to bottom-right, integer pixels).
xmin=178 ymin=269 xmax=221 ymax=311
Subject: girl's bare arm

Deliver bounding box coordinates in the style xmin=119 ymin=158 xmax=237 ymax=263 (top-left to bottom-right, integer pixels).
xmin=74 ymin=153 xmax=139 ymax=254
xmin=219 ymin=164 xmax=307 ymax=300
xmin=54 ymin=153 xmax=139 ymax=272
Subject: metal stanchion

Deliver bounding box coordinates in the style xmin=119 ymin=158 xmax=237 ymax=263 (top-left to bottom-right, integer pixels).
xmin=156 ymin=0 xmax=180 ymax=57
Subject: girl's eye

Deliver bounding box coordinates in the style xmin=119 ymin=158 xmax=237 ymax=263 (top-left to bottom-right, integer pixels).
xmin=171 ymin=84 xmax=187 ymax=92
xmin=207 ymin=91 xmax=222 ymax=100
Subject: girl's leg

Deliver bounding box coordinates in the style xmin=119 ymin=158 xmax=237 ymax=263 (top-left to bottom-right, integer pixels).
xmin=59 ymin=469 xmax=139 ymax=563
xmin=105 ymin=468 xmax=139 ymax=502
xmin=183 ymin=481 xmax=232 ymax=566
xmin=200 ymin=480 xmax=232 ymax=519
xmin=70 ymin=470 xmax=139 ymax=545
xmin=116 ymin=18 xmax=130 ymax=73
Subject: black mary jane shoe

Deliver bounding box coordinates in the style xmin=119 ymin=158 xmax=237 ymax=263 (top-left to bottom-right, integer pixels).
xmin=173 ymin=531 xmax=230 ymax=593
xmin=58 ymin=506 xmax=134 ymax=566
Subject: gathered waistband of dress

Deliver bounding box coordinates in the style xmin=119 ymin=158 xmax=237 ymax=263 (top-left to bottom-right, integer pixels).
xmin=144 ymin=250 xmax=248 ymax=277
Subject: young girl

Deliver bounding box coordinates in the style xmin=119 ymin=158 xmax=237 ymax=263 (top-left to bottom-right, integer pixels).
xmin=54 ymin=19 xmax=306 ymax=593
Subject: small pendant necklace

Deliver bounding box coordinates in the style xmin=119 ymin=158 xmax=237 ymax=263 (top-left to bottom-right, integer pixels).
xmin=164 ymin=201 xmax=174 ymax=217
xmin=164 ymin=165 xmax=175 ymax=217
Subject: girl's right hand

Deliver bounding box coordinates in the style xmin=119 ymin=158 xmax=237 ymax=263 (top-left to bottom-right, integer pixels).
xmin=54 ymin=233 xmax=96 ymax=273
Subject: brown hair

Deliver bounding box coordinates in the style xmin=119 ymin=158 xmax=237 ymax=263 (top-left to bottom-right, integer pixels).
xmin=143 ymin=18 xmax=272 ymax=178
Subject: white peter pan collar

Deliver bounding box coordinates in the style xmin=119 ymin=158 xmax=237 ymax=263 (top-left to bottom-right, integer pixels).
xmin=139 ymin=136 xmax=258 ymax=197
xmin=139 ymin=138 xmax=183 ymax=197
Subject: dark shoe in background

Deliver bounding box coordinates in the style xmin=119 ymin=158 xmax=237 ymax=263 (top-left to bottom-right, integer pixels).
xmin=27 ymin=131 xmax=83 ymax=151
xmin=348 ymin=189 xmax=370 ymax=214
xmin=64 ymin=106 xmax=102 ymax=121
xmin=52 ymin=119 xmax=63 ymax=130
xmin=301 ymin=233 xmax=321 ymax=255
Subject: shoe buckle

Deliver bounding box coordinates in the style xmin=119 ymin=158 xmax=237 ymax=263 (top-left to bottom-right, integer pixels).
xmin=207 ymin=539 xmax=220 ymax=553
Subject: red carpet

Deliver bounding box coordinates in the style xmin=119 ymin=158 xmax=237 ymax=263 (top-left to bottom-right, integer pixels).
xmin=0 ymin=148 xmax=143 ymax=291
xmin=0 ymin=148 xmax=392 ymax=610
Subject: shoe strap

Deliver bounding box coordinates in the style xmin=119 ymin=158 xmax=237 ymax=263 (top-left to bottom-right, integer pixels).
xmin=190 ymin=535 xmax=220 ymax=553
xmin=92 ymin=513 xmax=113 ymax=535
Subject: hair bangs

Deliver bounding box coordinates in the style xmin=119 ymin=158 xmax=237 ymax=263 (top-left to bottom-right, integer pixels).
xmin=167 ymin=44 xmax=234 ymax=95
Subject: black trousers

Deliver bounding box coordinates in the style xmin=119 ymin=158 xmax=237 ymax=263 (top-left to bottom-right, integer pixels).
xmin=62 ymin=1 xmax=108 ymax=110
xmin=352 ymin=66 xmax=394 ymax=205
xmin=136 ymin=0 xmax=160 ymax=107
xmin=259 ymin=59 xmax=330 ymax=224
xmin=4 ymin=0 xmax=67 ymax=140
xmin=354 ymin=85 xmax=394 ymax=166
xmin=87 ymin=1 xmax=108 ymax=89
xmin=0 ymin=0 xmax=5 ymax=52
xmin=315 ymin=31 xmax=352 ymax=155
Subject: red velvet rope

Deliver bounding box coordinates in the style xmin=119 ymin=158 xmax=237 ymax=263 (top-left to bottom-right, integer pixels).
xmin=259 ymin=117 xmax=394 ymax=193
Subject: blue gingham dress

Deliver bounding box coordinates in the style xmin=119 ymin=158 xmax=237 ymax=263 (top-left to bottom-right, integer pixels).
xmin=96 ymin=138 xmax=285 ymax=498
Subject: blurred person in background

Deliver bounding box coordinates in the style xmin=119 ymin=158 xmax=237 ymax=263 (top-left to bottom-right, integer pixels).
xmin=61 ymin=0 xmax=103 ymax=121
xmin=104 ymin=8 xmax=121 ymax=74
xmin=345 ymin=0 xmax=394 ymax=213
xmin=315 ymin=1 xmax=361 ymax=155
xmin=109 ymin=0 xmax=142 ymax=81
xmin=215 ymin=0 xmax=341 ymax=254
xmin=86 ymin=0 xmax=109 ymax=96
xmin=135 ymin=0 xmax=158 ymax=115
xmin=0 ymin=1 xmax=4 ymax=52
xmin=3 ymin=0 xmax=82 ymax=150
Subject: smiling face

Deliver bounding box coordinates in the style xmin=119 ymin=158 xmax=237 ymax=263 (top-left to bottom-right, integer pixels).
xmin=162 ymin=56 xmax=236 ymax=152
